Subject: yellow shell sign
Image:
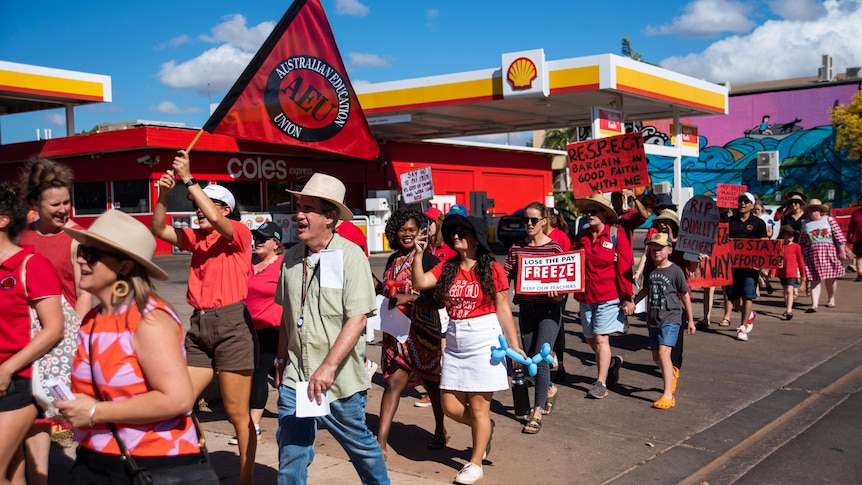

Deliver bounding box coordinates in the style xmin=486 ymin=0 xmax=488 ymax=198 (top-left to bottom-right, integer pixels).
xmin=507 ymin=57 xmax=537 ymax=90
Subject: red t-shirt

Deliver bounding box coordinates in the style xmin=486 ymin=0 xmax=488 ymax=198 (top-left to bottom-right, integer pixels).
xmin=548 ymin=228 xmax=571 ymax=251
xmin=429 ymin=243 xmax=458 ymax=262
xmin=430 ymin=260 xmax=508 ymax=320
xmin=246 ymin=255 xmax=284 ymax=330
xmin=0 ymin=248 xmax=63 ymax=378
xmin=574 ymin=224 xmax=634 ymax=304
xmin=775 ymin=242 xmax=806 ymax=279
xmin=19 ymin=220 xmax=84 ymax=308
xmin=337 ymin=220 xmax=368 ymax=257
xmin=179 ymin=220 xmax=252 ymax=310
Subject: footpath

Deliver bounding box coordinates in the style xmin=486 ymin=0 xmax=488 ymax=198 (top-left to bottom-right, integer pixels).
xmin=49 ymin=252 xmax=862 ymax=484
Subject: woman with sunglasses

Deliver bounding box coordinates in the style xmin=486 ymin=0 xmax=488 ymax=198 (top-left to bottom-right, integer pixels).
xmin=52 ymin=209 xmax=204 ymax=483
xmin=503 ymin=202 xmax=564 ymax=434
xmin=412 ymin=214 xmax=524 ymax=485
xmin=151 ymin=150 xmax=257 ymax=484
xmin=0 ymin=183 xmax=63 ymax=485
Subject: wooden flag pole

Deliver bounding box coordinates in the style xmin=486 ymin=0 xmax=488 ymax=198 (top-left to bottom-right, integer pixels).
xmin=186 ymin=129 xmax=204 ymax=153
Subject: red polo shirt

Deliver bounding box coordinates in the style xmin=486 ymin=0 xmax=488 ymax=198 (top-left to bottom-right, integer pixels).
xmin=574 ymin=224 xmax=634 ymax=303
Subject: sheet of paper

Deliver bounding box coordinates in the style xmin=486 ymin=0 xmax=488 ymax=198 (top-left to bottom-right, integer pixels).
xmin=319 ymin=249 xmax=344 ymax=289
xmin=366 ymin=297 xmax=382 ymax=333
xmin=378 ymin=295 xmax=411 ymax=343
xmin=295 ymin=382 xmax=331 ymax=417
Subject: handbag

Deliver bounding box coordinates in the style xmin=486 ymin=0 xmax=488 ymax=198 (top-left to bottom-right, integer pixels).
xmin=88 ymin=310 xmax=219 ymax=484
xmin=20 ymin=254 xmax=82 ymax=417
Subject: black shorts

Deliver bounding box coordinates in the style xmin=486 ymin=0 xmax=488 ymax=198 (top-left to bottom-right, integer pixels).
xmin=0 ymin=376 xmax=37 ymax=412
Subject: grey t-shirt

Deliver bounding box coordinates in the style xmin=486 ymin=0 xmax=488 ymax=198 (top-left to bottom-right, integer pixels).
xmin=645 ymin=264 xmax=689 ymax=328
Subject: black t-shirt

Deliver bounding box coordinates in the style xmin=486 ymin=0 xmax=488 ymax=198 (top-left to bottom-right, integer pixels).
xmin=728 ymin=214 xmax=767 ymax=239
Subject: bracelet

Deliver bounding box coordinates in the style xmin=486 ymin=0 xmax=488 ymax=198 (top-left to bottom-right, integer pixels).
xmin=274 ymin=358 xmax=286 ymax=366
xmin=88 ymin=402 xmax=98 ymax=427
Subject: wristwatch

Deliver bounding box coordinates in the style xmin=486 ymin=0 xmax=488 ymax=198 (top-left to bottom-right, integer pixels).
xmin=184 ymin=178 xmax=198 ymax=188
xmin=274 ymin=358 xmax=286 ymax=366
xmin=624 ymin=296 xmax=634 ymax=302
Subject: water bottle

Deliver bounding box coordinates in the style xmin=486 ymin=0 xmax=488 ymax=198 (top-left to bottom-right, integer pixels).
xmin=511 ymin=369 xmax=531 ymax=418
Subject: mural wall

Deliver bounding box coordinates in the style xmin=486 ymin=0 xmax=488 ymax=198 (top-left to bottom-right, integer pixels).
xmin=644 ymin=81 xmax=861 ymax=207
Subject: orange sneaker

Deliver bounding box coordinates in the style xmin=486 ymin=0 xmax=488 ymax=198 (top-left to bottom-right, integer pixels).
xmin=653 ymin=395 xmax=675 ymax=410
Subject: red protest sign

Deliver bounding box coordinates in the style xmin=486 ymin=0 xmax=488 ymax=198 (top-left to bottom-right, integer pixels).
xmin=566 ymin=132 xmax=648 ymax=197
xmin=730 ymin=239 xmax=784 ymax=269
xmin=716 ymin=184 xmax=748 ymax=208
xmin=515 ymin=251 xmax=585 ymax=294
xmin=689 ymin=223 xmax=733 ymax=288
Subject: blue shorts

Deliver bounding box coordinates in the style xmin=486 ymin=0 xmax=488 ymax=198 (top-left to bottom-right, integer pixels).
xmin=725 ymin=268 xmax=758 ymax=301
xmin=579 ymin=299 xmax=624 ymax=338
xmin=779 ymin=277 xmax=799 ymax=288
xmin=648 ymin=323 xmax=681 ymax=350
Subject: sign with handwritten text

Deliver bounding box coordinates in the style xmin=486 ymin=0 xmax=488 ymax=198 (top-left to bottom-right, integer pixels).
xmin=399 ymin=166 xmax=435 ymax=204
xmin=566 ymin=132 xmax=648 ymax=197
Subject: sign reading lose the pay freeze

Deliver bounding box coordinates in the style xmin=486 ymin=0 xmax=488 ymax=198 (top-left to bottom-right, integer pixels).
xmin=399 ymin=166 xmax=435 ymax=204
xmin=516 ymin=251 xmax=585 ymax=294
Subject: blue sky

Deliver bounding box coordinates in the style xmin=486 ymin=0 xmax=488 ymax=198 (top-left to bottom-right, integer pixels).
xmin=2 ymin=0 xmax=861 ymax=145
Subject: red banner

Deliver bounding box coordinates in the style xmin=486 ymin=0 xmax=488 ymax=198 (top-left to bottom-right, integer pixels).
xmin=716 ymin=183 xmax=747 ymax=208
xmin=566 ymin=132 xmax=648 ymax=197
xmin=689 ymin=223 xmax=733 ymax=288
xmin=730 ymin=239 xmax=784 ymax=269
xmin=202 ymin=0 xmax=379 ymax=160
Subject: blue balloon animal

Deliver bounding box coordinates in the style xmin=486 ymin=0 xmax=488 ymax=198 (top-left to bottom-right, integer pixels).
xmin=490 ymin=334 xmax=554 ymax=377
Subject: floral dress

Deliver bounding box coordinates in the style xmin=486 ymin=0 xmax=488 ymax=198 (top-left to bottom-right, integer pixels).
xmin=800 ymin=217 xmax=846 ymax=280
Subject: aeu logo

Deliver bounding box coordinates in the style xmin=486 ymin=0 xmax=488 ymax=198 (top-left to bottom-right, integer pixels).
xmin=265 ymin=55 xmax=351 ymax=142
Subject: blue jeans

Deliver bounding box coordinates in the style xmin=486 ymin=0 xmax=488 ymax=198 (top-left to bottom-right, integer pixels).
xmin=277 ymin=385 xmax=389 ymax=485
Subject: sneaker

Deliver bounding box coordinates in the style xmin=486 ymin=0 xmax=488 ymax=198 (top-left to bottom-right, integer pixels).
xmin=365 ymin=360 xmax=378 ymax=379
xmin=607 ymin=356 xmax=623 ymax=387
xmin=414 ymin=394 xmax=432 ymax=408
xmin=588 ymin=381 xmax=608 ymax=399
xmin=228 ymin=426 xmax=261 ymax=445
xmin=454 ymin=463 xmax=484 ymax=484
xmin=736 ymin=327 xmax=748 ymax=341
xmin=744 ymin=311 xmax=756 ymax=334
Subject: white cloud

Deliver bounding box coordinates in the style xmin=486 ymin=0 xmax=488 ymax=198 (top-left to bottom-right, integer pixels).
xmin=151 ymin=101 xmax=201 ymax=115
xmin=170 ymin=34 xmax=192 ymax=47
xmin=426 ymin=8 xmax=439 ymax=28
xmin=348 ymin=52 xmax=391 ymax=68
xmin=767 ymin=0 xmax=827 ymax=20
xmin=661 ymin=0 xmax=862 ymax=84
xmin=46 ymin=113 xmax=65 ymax=126
xmin=335 ymin=0 xmax=370 ymax=17
xmin=647 ymin=0 xmax=755 ymax=37
xmin=199 ymin=14 xmax=274 ymax=51
xmin=158 ymin=44 xmax=255 ymax=94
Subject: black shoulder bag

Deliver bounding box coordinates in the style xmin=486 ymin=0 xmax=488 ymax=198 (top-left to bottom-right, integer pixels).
xmin=88 ymin=318 xmax=219 ymax=484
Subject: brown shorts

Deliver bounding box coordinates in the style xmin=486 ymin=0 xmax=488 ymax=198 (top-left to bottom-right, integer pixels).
xmin=186 ymin=301 xmax=259 ymax=371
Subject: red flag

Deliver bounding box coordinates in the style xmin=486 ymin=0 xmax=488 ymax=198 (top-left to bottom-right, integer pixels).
xmin=203 ymin=0 xmax=379 ymax=160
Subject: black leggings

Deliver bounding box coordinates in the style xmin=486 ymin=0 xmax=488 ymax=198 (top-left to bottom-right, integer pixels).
xmin=518 ymin=301 xmax=563 ymax=411
xmin=251 ymin=326 xmax=279 ymax=410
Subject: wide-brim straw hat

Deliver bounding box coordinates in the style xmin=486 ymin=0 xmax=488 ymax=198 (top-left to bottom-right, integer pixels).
xmin=441 ymin=214 xmax=491 ymax=252
xmin=804 ymin=198 xmax=830 ymax=215
xmin=778 ymin=224 xmax=799 ymax=236
xmin=287 ymin=173 xmax=353 ymax=220
xmin=653 ymin=209 xmax=680 ymax=227
xmin=63 ymin=209 xmax=168 ymax=280
xmin=784 ymin=194 xmax=806 ymax=207
xmin=575 ymin=194 xmax=619 ymax=224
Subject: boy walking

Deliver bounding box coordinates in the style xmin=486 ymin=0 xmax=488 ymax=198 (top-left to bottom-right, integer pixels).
xmin=635 ymin=233 xmax=695 ymax=409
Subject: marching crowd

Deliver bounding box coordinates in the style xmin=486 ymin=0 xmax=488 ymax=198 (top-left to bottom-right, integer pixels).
xmin=2 ymin=152 xmax=861 ymax=485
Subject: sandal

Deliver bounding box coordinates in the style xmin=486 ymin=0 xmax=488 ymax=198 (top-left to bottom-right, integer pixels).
xmin=522 ymin=416 xmax=542 ymax=434
xmin=652 ymin=395 xmax=676 ymax=410
xmin=427 ymin=433 xmax=451 ymax=450
xmin=543 ymin=389 xmax=558 ymax=415
xmin=785 ymin=312 xmax=793 ymax=321
xmin=718 ymin=318 xmax=731 ymax=327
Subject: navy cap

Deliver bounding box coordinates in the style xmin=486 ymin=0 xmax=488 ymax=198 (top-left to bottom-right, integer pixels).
xmin=253 ymin=221 xmax=282 ymax=241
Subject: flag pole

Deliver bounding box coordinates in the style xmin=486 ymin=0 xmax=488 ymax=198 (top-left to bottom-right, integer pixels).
xmin=186 ymin=129 xmax=204 ymax=153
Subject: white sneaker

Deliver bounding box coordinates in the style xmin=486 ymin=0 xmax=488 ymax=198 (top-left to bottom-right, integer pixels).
xmin=743 ymin=311 xmax=756 ymax=333
xmin=736 ymin=328 xmax=748 ymax=341
xmin=454 ymin=463 xmax=483 ymax=484
xmin=365 ymin=360 xmax=378 ymax=379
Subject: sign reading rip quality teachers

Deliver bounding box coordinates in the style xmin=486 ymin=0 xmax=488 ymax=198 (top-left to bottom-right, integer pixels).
xmin=516 ymin=251 xmax=585 ymax=294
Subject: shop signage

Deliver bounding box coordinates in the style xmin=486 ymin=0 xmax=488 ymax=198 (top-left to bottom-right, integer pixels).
xmin=592 ymin=107 xmax=625 ymax=138
xmin=501 ymin=49 xmax=548 ymax=98
xmin=566 ymin=132 xmax=648 ymax=197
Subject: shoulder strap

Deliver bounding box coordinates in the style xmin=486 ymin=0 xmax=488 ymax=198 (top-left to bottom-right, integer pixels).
xmin=610 ymin=225 xmax=618 ymax=262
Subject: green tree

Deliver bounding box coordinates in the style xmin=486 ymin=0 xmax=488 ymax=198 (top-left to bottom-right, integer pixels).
xmin=541 ymin=128 xmax=577 ymax=150
xmin=831 ymin=88 xmax=862 ymax=160
xmin=621 ymin=36 xmax=659 ymax=66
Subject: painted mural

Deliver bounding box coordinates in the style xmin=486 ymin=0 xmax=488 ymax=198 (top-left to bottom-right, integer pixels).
xmin=643 ymin=81 xmax=861 ymax=208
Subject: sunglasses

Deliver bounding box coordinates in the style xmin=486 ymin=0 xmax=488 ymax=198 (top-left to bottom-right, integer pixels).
xmin=191 ymin=199 xmax=227 ymax=211
xmin=584 ymin=209 xmax=602 ymax=216
xmin=253 ymin=236 xmax=271 ymax=244
xmin=451 ymin=227 xmax=476 ymax=239
xmin=522 ymin=217 xmax=543 ymax=225
xmin=77 ymin=244 xmax=127 ymax=265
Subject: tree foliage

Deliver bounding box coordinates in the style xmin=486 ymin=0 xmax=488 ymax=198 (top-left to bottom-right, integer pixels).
xmin=831 ymin=88 xmax=862 ymax=160
xmin=541 ymin=128 xmax=577 ymax=150
xmin=621 ymin=37 xmax=659 ymax=66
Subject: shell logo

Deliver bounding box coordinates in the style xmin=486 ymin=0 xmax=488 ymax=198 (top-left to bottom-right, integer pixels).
xmin=507 ymin=57 xmax=537 ymax=90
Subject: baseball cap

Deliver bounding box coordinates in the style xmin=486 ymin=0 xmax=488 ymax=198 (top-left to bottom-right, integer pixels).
xmin=647 ymin=233 xmax=673 ymax=247
xmin=200 ymin=185 xmax=236 ymax=211
xmin=447 ymin=203 xmax=467 ymax=216
xmin=738 ymin=192 xmax=755 ymax=204
xmin=425 ymin=206 xmax=442 ymax=221
xmin=253 ymin=221 xmax=282 ymax=241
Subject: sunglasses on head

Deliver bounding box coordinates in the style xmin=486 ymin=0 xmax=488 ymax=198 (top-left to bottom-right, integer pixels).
xmin=451 ymin=227 xmax=475 ymax=239
xmin=191 ymin=199 xmax=227 ymax=211
xmin=522 ymin=217 xmax=542 ymax=225
xmin=77 ymin=244 xmax=127 ymax=265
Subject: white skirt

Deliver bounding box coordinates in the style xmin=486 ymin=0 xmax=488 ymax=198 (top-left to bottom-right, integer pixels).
xmin=440 ymin=313 xmax=509 ymax=392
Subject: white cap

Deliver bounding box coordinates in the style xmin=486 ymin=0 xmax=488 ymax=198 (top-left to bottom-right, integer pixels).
xmin=738 ymin=191 xmax=755 ymax=204
xmin=201 ymin=185 xmax=236 ymax=211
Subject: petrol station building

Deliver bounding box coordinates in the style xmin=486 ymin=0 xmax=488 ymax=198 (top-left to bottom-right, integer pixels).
xmin=0 ymin=53 xmax=727 ymax=253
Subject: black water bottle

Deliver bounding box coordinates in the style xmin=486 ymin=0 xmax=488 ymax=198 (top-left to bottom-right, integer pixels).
xmin=512 ymin=369 xmax=531 ymax=418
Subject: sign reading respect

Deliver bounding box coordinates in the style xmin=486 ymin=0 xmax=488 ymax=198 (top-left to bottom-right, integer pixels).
xmin=566 ymin=132 xmax=649 ymax=197
xmin=516 ymin=251 xmax=585 ymax=294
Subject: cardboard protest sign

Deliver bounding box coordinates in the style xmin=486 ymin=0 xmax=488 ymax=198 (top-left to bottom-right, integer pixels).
xmin=516 ymin=251 xmax=585 ymax=294
xmin=399 ymin=166 xmax=434 ymax=204
xmin=730 ymin=239 xmax=784 ymax=269
xmin=716 ymin=183 xmax=747 ymax=208
xmin=688 ymin=223 xmax=733 ymax=288
xmin=677 ymin=195 xmax=720 ymax=261
xmin=567 ymin=132 xmax=648 ymax=197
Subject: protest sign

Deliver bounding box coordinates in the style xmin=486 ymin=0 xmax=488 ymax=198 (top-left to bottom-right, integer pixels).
xmin=677 ymin=195 xmax=720 ymax=261
xmin=689 ymin=223 xmax=733 ymax=288
xmin=566 ymin=132 xmax=648 ymax=197
xmin=730 ymin=239 xmax=784 ymax=269
xmin=516 ymin=251 xmax=585 ymax=294
xmin=716 ymin=183 xmax=747 ymax=208
xmin=399 ymin=166 xmax=434 ymax=204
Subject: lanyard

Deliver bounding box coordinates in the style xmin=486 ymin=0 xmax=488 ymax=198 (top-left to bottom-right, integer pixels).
xmin=299 ymin=254 xmax=319 ymax=328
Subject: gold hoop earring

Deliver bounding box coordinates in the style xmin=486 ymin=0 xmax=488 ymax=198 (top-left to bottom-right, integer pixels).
xmin=113 ymin=280 xmax=130 ymax=298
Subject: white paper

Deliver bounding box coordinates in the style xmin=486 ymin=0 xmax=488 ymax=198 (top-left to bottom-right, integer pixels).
xmin=295 ymin=382 xmax=331 ymax=417
xmin=366 ymin=300 xmax=382 ymax=333
xmin=378 ymin=295 xmax=412 ymax=343
xmin=319 ymin=249 xmax=344 ymax=289
xmin=438 ymin=308 xmax=450 ymax=334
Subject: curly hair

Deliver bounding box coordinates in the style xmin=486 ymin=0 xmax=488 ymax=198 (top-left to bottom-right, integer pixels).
xmin=384 ymin=207 xmax=424 ymax=249
xmin=20 ymin=159 xmax=74 ymax=204
xmin=434 ymin=246 xmax=497 ymax=307
xmin=0 ymin=182 xmax=28 ymax=242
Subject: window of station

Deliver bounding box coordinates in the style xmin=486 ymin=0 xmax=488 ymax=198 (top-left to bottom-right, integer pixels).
xmin=111 ymin=180 xmax=150 ymax=214
xmin=219 ymin=180 xmax=262 ymax=212
xmin=266 ymin=181 xmax=294 ymax=213
xmin=73 ymin=182 xmax=107 ymax=215
xmin=165 ymin=181 xmax=209 ymax=213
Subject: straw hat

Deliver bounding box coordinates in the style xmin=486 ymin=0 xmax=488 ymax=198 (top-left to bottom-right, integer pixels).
xmin=652 ymin=209 xmax=679 ymax=227
xmin=784 ymin=194 xmax=806 ymax=207
xmin=778 ymin=224 xmax=799 ymax=236
xmin=575 ymin=194 xmax=619 ymax=224
xmin=63 ymin=209 xmax=168 ymax=280
xmin=287 ymin=173 xmax=353 ymax=220
xmin=805 ymin=198 xmax=830 ymax=214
